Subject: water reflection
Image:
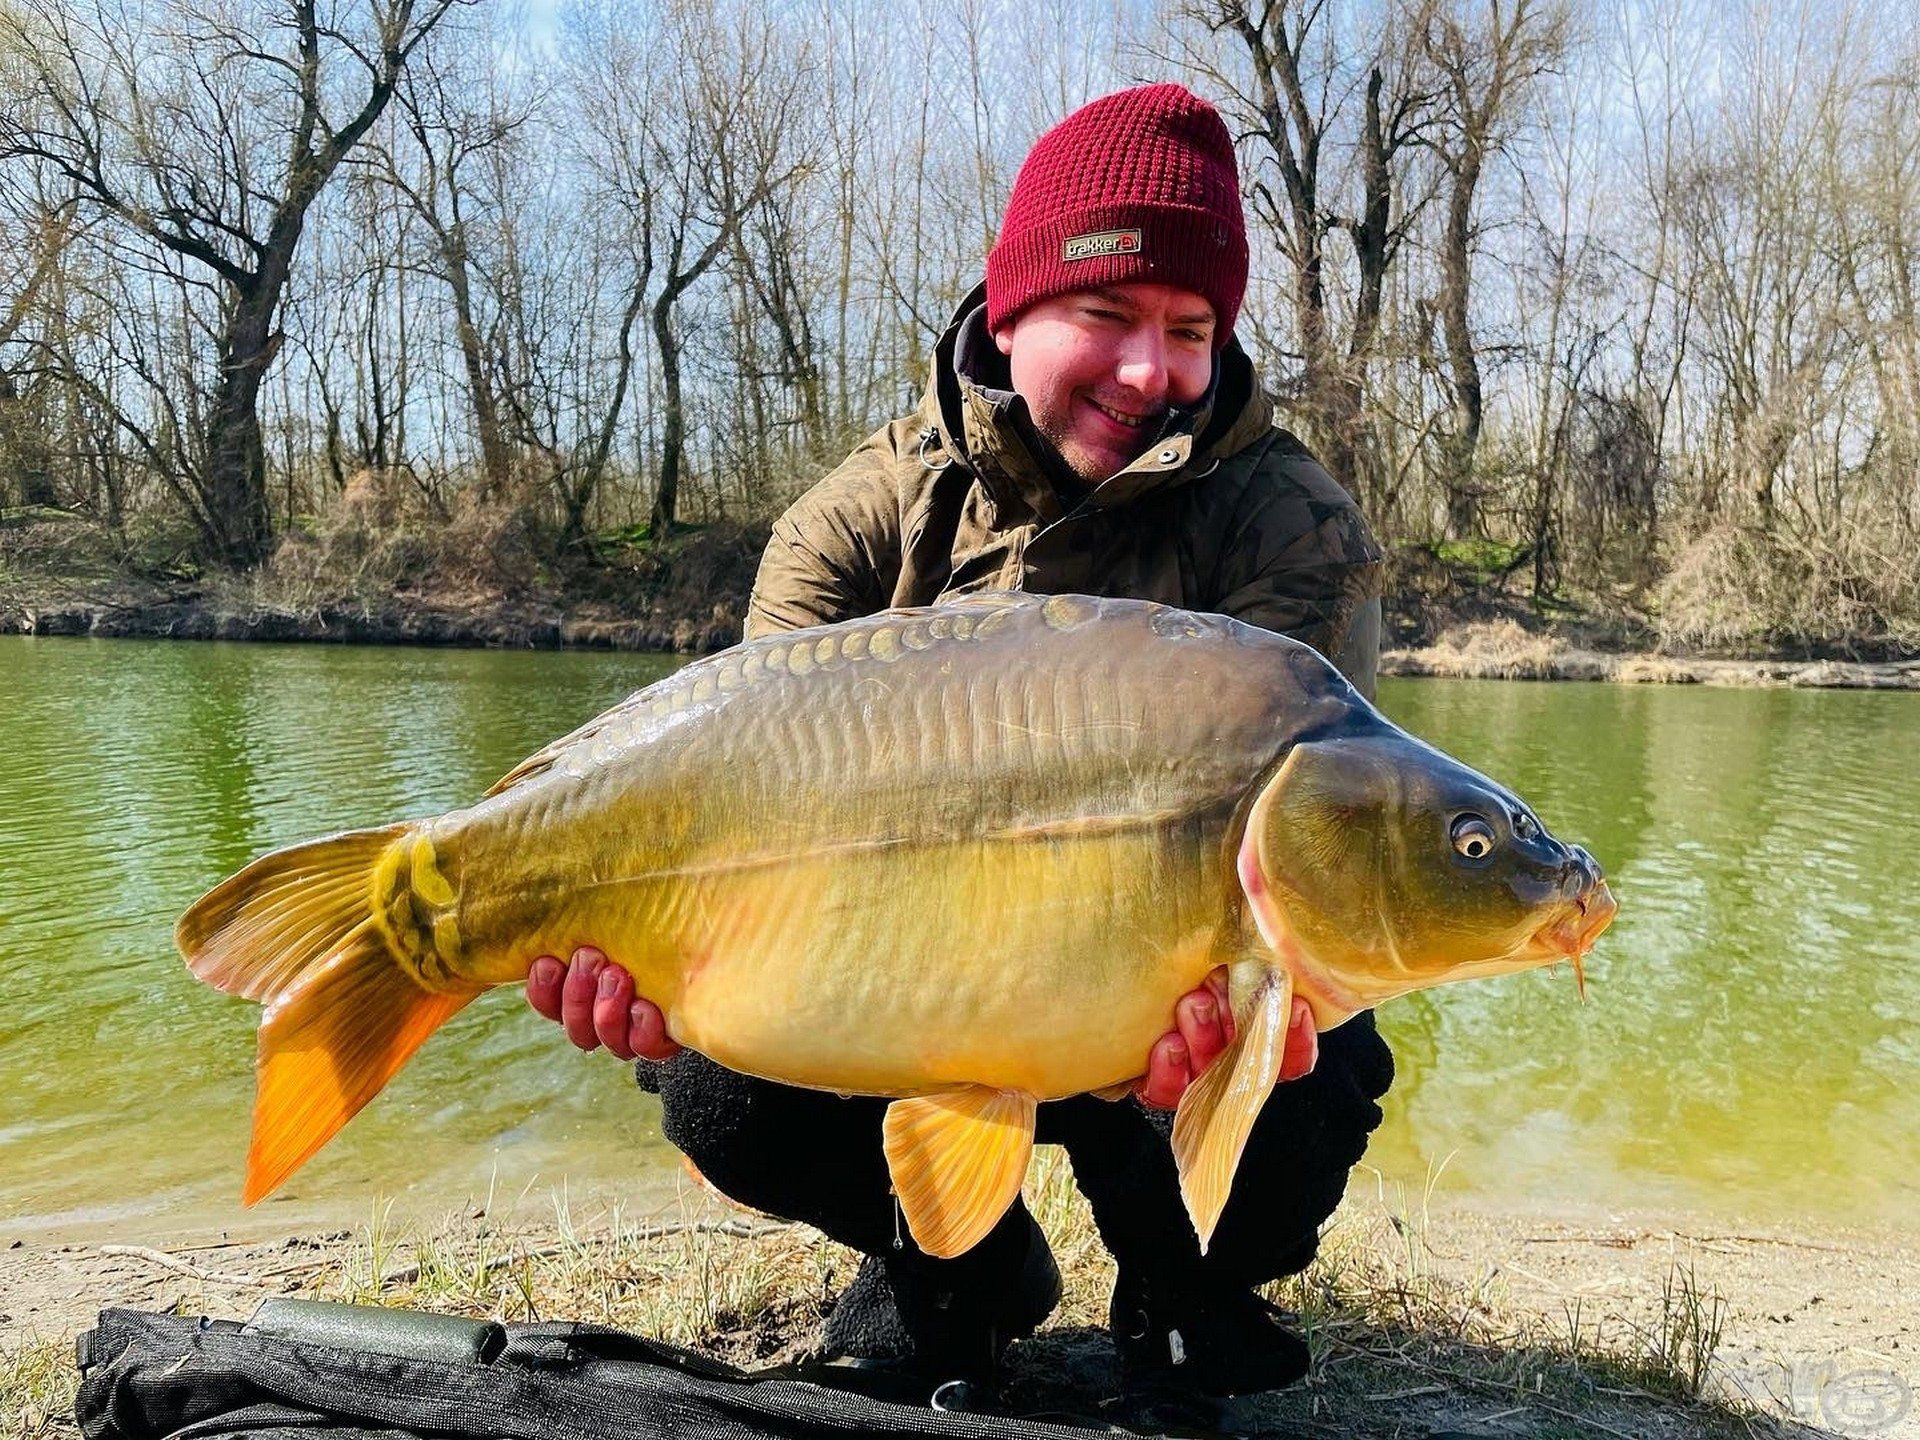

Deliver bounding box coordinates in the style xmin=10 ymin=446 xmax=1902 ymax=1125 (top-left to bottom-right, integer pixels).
xmin=1372 ymin=679 xmax=1920 ymax=1224
xmin=0 ymin=639 xmax=685 ymax=1237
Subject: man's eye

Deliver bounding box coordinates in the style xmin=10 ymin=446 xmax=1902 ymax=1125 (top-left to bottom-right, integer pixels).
xmin=1174 ymin=329 xmax=1209 ymax=344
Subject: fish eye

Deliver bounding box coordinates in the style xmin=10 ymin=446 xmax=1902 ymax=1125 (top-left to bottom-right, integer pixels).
xmin=1450 ymin=814 xmax=1498 ymax=862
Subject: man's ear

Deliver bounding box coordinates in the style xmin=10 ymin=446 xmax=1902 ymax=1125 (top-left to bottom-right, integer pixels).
xmin=992 ymin=321 xmax=1014 ymax=358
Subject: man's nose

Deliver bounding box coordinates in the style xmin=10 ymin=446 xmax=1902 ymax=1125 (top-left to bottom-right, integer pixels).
xmin=1114 ymin=327 xmax=1168 ymax=400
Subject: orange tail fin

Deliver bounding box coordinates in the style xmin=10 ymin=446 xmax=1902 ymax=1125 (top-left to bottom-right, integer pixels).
xmin=176 ymin=825 xmax=479 ymax=1204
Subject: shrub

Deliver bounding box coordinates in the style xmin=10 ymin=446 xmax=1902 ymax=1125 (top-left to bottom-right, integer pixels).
xmin=255 ymin=470 xmax=545 ymax=613
xmin=1653 ymin=507 xmax=1920 ymax=659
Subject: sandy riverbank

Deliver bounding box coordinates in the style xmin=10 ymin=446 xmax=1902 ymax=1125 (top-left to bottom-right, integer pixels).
xmin=5 ymin=1174 xmax=1912 ymax=1439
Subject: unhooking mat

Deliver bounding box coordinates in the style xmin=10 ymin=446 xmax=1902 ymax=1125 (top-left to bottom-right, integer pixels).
xmin=73 ymin=1299 xmax=1140 ymax=1440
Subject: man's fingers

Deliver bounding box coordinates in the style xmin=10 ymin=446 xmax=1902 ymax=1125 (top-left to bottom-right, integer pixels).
xmin=1175 ymin=988 xmax=1228 ymax=1074
xmin=1205 ymin=967 xmax=1236 ymax=1045
xmin=527 ymin=956 xmax=564 ymax=1022
xmin=1279 ymin=996 xmax=1319 ymax=1081
xmin=1134 ymin=1034 xmax=1189 ymax=1110
xmin=628 ymin=1000 xmax=681 ymax=1062
xmin=593 ymin=965 xmax=638 ymax=1059
xmin=561 ymin=946 xmax=608 ymax=1051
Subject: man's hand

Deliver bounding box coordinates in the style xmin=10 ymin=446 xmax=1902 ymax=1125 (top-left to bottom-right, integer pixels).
xmin=1133 ymin=968 xmax=1318 ymax=1110
xmin=526 ymin=946 xmax=681 ymax=1062
xmin=527 ymin=950 xmax=1312 ymax=1099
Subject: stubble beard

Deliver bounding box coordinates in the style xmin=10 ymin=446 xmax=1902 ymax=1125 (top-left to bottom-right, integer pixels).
xmin=1036 ymin=399 xmax=1161 ymax=488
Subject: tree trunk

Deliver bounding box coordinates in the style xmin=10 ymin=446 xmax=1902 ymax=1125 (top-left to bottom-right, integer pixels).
xmin=1438 ymin=148 xmax=1485 ymax=539
xmin=0 ymin=370 xmax=59 ymax=508
xmin=441 ymin=230 xmax=514 ymax=499
xmin=649 ymin=291 xmax=685 ymax=537
xmin=566 ymin=280 xmax=649 ymax=549
xmin=201 ymin=284 xmax=282 ymax=567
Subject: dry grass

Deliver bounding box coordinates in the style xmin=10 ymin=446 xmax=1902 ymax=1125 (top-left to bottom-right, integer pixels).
xmin=1383 ymin=617 xmax=1920 ymax=688
xmin=1396 ymin=619 xmax=1579 ymax=679
xmin=242 ymin=469 xmax=546 ymax=618
xmin=0 ymin=1335 xmax=78 ymax=1440
xmin=308 ymin=1194 xmax=841 ymax=1366
xmin=4 ymin=1172 xmax=1784 ymax=1440
xmin=1654 ymin=511 xmax=1920 ymax=660
xmin=1263 ymin=1171 xmax=1747 ymax=1435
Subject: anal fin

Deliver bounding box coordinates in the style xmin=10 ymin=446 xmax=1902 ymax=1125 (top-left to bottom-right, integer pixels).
xmin=1170 ymin=968 xmax=1293 ymax=1253
xmin=882 ymin=1086 xmax=1037 ymax=1259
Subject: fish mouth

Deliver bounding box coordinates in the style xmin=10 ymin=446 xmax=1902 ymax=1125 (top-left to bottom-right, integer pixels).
xmin=1529 ymin=880 xmax=1618 ymax=997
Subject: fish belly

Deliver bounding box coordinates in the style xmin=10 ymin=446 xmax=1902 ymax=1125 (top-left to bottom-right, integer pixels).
xmin=432 ymin=595 xmax=1316 ymax=1097
xmin=645 ymin=827 xmax=1230 ymax=1100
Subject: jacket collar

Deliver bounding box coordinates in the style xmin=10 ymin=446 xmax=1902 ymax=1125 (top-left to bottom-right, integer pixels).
xmin=920 ymin=283 xmax=1274 ymax=520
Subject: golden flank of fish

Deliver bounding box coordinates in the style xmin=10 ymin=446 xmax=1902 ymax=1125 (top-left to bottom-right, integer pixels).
xmin=178 ymin=593 xmax=1616 ymax=1257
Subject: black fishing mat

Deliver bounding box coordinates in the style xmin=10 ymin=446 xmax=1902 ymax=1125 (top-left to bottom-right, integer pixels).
xmin=74 ymin=1300 xmax=1171 ymax=1440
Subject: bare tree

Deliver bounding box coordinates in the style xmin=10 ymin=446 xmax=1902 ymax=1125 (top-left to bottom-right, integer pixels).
xmin=0 ymin=0 xmax=1914 ymax=650
xmin=1420 ymin=0 xmax=1565 ymax=537
xmin=1168 ymin=0 xmax=1440 ymax=506
xmin=568 ymin=0 xmax=811 ymax=537
xmin=0 ymin=189 xmax=79 ymax=508
xmin=374 ymin=34 xmax=536 ymax=501
xmin=0 ymin=0 xmax=462 ymax=565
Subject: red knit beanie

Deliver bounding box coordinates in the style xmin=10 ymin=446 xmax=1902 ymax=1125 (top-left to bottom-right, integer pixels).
xmin=986 ymin=83 xmax=1248 ymax=346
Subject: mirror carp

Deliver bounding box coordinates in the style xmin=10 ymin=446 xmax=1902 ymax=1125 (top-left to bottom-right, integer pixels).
xmin=178 ymin=592 xmax=1616 ymax=1257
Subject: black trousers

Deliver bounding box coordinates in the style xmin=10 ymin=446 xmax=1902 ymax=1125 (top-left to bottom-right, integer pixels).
xmin=640 ymin=1011 xmax=1394 ymax=1301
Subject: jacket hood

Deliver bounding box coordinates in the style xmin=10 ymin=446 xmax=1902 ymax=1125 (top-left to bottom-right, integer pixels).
xmin=919 ymin=283 xmax=1275 ymax=521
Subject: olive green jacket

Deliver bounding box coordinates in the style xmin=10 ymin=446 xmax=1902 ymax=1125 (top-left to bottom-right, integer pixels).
xmin=746 ymin=287 xmax=1384 ymax=694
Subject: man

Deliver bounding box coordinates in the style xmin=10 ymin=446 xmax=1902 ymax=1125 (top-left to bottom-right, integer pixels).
xmin=527 ymin=83 xmax=1393 ymax=1406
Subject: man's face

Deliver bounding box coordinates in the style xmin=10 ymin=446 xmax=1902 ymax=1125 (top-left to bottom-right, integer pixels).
xmin=993 ymin=282 xmax=1216 ymax=485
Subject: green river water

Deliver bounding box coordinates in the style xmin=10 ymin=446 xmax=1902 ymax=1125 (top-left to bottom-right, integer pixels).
xmin=1 ymin=637 xmax=1914 ymax=1242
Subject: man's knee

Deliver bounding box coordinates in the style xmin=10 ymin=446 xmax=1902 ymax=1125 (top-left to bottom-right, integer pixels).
xmin=652 ymin=1052 xmax=766 ymax=1164
xmin=647 ymin=1051 xmax=899 ymax=1245
xmin=1296 ymin=1009 xmax=1393 ymax=1163
xmin=1321 ymin=1008 xmax=1395 ymax=1106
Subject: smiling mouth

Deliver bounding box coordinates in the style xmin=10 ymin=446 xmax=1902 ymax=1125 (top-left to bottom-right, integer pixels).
xmin=1085 ymin=397 xmax=1159 ymax=430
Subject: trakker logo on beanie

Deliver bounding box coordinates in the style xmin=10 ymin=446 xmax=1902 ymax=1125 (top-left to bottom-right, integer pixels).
xmin=1063 ymin=229 xmax=1143 ymax=262
xmin=987 ymin=83 xmax=1249 ymax=347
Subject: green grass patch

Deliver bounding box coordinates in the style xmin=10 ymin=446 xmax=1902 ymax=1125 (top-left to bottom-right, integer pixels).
xmin=1433 ymin=537 xmax=1529 ymax=580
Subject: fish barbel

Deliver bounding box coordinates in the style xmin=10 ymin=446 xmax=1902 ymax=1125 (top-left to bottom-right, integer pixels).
xmin=178 ymin=593 xmax=1616 ymax=1256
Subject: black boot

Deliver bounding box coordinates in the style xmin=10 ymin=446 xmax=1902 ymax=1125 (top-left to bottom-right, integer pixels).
xmin=812 ymin=1212 xmax=1061 ymax=1407
xmin=818 ymin=1251 xmax=912 ymax=1361
xmin=1110 ymin=1267 xmax=1310 ymax=1402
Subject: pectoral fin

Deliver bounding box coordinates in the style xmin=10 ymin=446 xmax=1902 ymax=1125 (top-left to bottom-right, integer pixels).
xmin=882 ymin=1086 xmax=1037 ymax=1258
xmin=1170 ymin=968 xmax=1293 ymax=1253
